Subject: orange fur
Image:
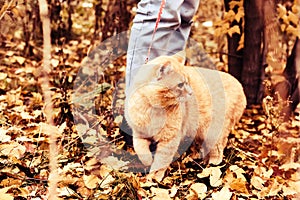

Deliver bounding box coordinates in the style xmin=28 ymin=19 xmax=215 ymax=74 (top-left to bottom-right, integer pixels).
xmin=125 ymin=55 xmax=247 ymax=180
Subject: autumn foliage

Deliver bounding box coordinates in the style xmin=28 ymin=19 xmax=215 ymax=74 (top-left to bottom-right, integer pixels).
xmin=0 ymin=0 xmax=299 ymax=199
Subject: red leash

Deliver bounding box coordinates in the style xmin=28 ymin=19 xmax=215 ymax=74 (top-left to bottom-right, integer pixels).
xmin=145 ymin=0 xmax=166 ymax=63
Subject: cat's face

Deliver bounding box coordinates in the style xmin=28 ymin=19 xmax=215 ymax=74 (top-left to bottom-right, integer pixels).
xmin=154 ymin=61 xmax=193 ymax=103
xmin=173 ymin=80 xmax=193 ymax=102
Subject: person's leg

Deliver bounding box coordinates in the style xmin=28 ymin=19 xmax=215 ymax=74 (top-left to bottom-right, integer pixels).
xmin=122 ymin=0 xmax=200 ymax=141
xmin=126 ymin=0 xmax=200 ymax=93
xmin=168 ymin=0 xmax=200 ymax=53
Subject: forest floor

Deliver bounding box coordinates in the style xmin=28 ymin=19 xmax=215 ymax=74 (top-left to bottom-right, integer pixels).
xmin=0 ymin=30 xmax=299 ymax=200
xmin=0 ymin=1 xmax=300 ymax=198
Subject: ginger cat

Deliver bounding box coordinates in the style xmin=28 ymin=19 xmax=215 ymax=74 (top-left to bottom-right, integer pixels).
xmin=125 ymin=55 xmax=246 ymax=180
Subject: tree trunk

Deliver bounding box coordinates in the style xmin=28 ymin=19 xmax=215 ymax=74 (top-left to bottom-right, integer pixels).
xmin=224 ymin=0 xmax=243 ymax=83
xmin=67 ymin=0 xmax=73 ymax=35
xmin=242 ymin=0 xmax=264 ymax=105
xmin=283 ymin=37 xmax=300 ymax=111
xmin=94 ymin=0 xmax=103 ymax=39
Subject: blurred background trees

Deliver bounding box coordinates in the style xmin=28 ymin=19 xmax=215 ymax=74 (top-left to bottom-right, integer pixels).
xmin=214 ymin=0 xmax=299 ymax=117
xmin=0 ymin=0 xmax=138 ymax=57
xmin=0 ymin=0 xmax=299 ymax=111
xmin=220 ymin=0 xmax=299 ymax=106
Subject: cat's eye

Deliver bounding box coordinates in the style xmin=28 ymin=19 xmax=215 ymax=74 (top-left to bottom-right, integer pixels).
xmin=177 ymin=82 xmax=184 ymax=88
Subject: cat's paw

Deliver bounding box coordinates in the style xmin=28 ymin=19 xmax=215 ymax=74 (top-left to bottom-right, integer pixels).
xmin=138 ymin=153 xmax=153 ymax=167
xmin=147 ymin=168 xmax=166 ymax=182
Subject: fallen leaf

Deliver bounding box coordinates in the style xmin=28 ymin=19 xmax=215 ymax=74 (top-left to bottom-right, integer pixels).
xmin=268 ymin=178 xmax=282 ymax=196
xmin=150 ymin=187 xmax=171 ymax=200
xmin=254 ymin=166 xmax=273 ymax=179
xmin=279 ymin=162 xmax=300 ymax=170
xmin=20 ymin=111 xmax=34 ymax=120
xmin=251 ymin=175 xmax=265 ymax=190
xmin=229 ymin=165 xmax=247 ymax=181
xmin=62 ymin=162 xmax=83 ymax=173
xmin=101 ymin=156 xmax=129 ymax=170
xmin=0 ymin=128 xmax=10 ymax=142
xmin=285 ymin=180 xmax=300 ymax=194
xmin=83 ymin=174 xmax=100 ymax=189
xmin=190 ymin=182 xmax=207 ymax=196
xmin=210 ymin=167 xmax=222 ymax=187
xmin=14 ymin=56 xmax=26 ymax=65
xmin=18 ymin=187 xmax=29 ymax=198
xmin=212 ymin=186 xmax=232 ymax=200
xmin=0 ymin=142 xmax=26 ymax=159
xmin=0 ymin=187 xmax=14 ymax=200
xmin=197 ymin=166 xmax=222 ymax=187
xmin=140 ymin=180 xmax=158 ymax=188
xmin=282 ymin=184 xmax=297 ymax=196
xmin=197 ymin=167 xmax=212 ymax=178
xmin=229 ymin=178 xmax=249 ymax=194
xmin=0 ymin=72 xmax=7 ymax=80
xmin=100 ymin=165 xmax=113 ymax=178
xmin=51 ymin=59 xmax=60 ymax=67
xmin=169 ymin=185 xmax=178 ymax=198
xmin=58 ymin=187 xmax=77 ymax=197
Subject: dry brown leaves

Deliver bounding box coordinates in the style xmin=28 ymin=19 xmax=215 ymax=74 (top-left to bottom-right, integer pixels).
xmin=1 ymin=42 xmax=299 ymax=199
xmin=0 ymin=22 xmax=299 ymax=200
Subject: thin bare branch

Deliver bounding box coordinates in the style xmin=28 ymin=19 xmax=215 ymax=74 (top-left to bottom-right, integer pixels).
xmin=38 ymin=0 xmax=58 ymax=199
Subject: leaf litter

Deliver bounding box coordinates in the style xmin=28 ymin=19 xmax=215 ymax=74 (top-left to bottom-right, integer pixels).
xmin=0 ymin=38 xmax=300 ymax=200
xmin=0 ymin=4 xmax=299 ymax=200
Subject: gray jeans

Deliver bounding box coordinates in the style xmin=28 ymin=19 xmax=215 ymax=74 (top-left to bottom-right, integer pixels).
xmin=126 ymin=0 xmax=200 ymax=93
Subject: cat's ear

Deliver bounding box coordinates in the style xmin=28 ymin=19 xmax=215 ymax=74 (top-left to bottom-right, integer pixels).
xmin=156 ymin=61 xmax=172 ymax=80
